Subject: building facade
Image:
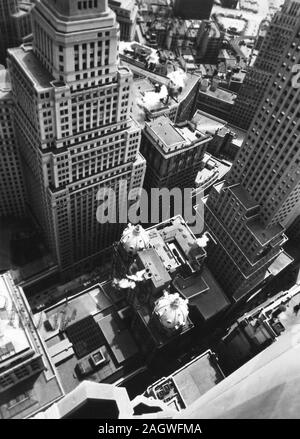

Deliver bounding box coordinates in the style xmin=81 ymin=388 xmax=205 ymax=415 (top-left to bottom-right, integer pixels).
xmin=229 ymin=3 xmax=298 ymax=130
xmin=108 ymin=0 xmax=138 ymax=42
xmin=204 ymin=0 xmax=300 ymax=301
xmin=140 ymin=116 xmax=211 ymax=191
xmin=0 ymin=68 xmax=26 ymax=218
xmin=197 ymin=79 xmax=237 ymax=121
xmin=7 ymin=0 xmax=146 ymax=277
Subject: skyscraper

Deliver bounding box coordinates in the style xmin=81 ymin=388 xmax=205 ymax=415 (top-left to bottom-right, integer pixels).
xmin=7 ymin=0 xmax=146 ymax=277
xmin=204 ymin=0 xmax=300 ymax=301
xmin=0 ymin=68 xmax=26 ymax=218
xmin=229 ymin=4 xmax=297 ymax=130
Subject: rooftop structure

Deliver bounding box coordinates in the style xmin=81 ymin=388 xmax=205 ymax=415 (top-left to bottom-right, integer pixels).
xmin=137 ymin=3 xmax=222 ymax=62
xmin=144 ymin=349 xmax=224 ymax=411
xmin=217 ymin=285 xmax=300 ymax=374
xmin=120 ymin=224 xmax=151 ymax=256
xmin=144 ymin=117 xmax=208 ymax=155
xmin=192 ymin=153 xmax=232 ymax=196
xmin=119 ymin=43 xmax=202 ymax=124
xmin=0 ymin=273 xmax=63 ymax=419
xmin=179 ymin=316 xmax=300 ymax=419
xmin=114 ymin=216 xmax=230 ymax=331
xmin=133 ymin=73 xmax=200 ymax=125
xmin=33 ymin=303 xmax=300 ymax=419
xmin=153 ymin=292 xmax=189 ymax=333
xmin=34 ymin=281 xmax=141 ymax=394
xmin=34 ymin=217 xmax=224 ymax=394
xmin=197 ymin=79 xmax=237 ymax=120
xmin=191 ymin=110 xmax=247 ymax=162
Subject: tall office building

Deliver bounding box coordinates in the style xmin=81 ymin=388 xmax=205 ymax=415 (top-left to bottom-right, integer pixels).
xmin=205 ymin=0 xmax=300 ymax=301
xmin=229 ymin=2 xmax=297 ymax=130
xmin=7 ymin=0 xmax=146 ymax=277
xmin=0 ymin=68 xmax=26 ymax=218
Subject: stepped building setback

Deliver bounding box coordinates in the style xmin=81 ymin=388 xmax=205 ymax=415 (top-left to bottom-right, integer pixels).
xmin=7 ymin=0 xmax=146 ymax=277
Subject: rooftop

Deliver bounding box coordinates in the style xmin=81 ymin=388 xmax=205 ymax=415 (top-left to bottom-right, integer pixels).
xmin=218 ymin=284 xmax=300 ymax=374
xmin=35 ymin=283 xmax=140 ymax=394
xmin=145 ymin=116 xmax=210 ymax=155
xmin=226 ymin=124 xmax=247 ymax=148
xmin=173 ymin=266 xmax=230 ymax=321
xmin=146 ymin=117 xmax=186 ymax=147
xmin=132 ymin=73 xmax=199 ymax=118
xmin=229 ymin=184 xmax=260 ymax=211
xmin=137 ymin=248 xmax=172 ymax=290
xmin=192 ymin=110 xmax=226 ymax=136
xmin=0 ymin=274 xmax=63 ymax=419
xmin=247 ymin=218 xmax=285 ymax=246
xmin=145 ymin=350 xmax=224 ymax=410
xmin=199 ymin=85 xmax=237 ymax=104
xmin=8 ymin=45 xmax=54 ymax=91
xmin=0 ymin=275 xmax=30 ymax=363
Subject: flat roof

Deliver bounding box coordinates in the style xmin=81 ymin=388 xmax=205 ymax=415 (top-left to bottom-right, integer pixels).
xmin=36 ymin=284 xmax=141 ymax=394
xmin=200 ymin=86 xmax=237 ymax=104
xmin=227 ymin=124 xmax=247 ymax=147
xmin=172 ymin=351 xmax=224 ymax=407
xmin=98 ymin=314 xmax=139 ymax=364
xmin=9 ymin=46 xmax=54 ymax=91
xmin=247 ymin=218 xmax=284 ymax=246
xmin=137 ymin=248 xmax=172 ymax=289
xmin=267 ymin=252 xmax=293 ymax=277
xmin=147 ymin=117 xmax=186 ymax=147
xmin=145 ymin=116 xmax=209 ymax=155
xmin=192 ymin=110 xmax=226 ymax=136
xmin=174 ymin=267 xmax=230 ymax=320
xmin=148 ymin=228 xmax=181 ymax=273
xmin=0 ymin=276 xmax=30 ymax=362
xmin=0 ymin=274 xmax=64 ymax=419
xmin=229 ymin=184 xmax=259 ymax=210
xmin=38 ymin=285 xmax=113 ymax=341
